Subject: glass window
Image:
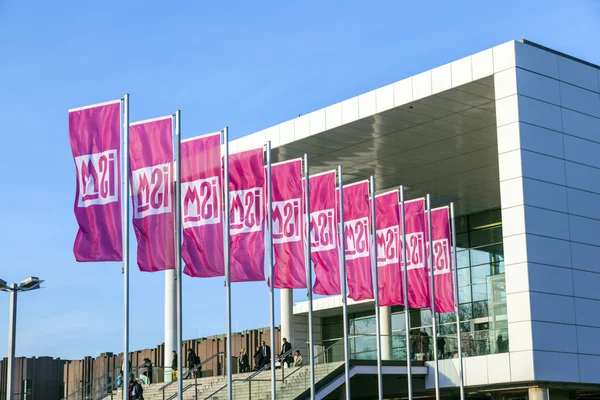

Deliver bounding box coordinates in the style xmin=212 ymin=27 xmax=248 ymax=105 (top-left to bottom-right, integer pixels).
xmin=471 ymin=264 xmax=491 ymax=284
xmin=470 ymin=226 xmax=503 ymax=248
xmin=469 ymin=209 xmax=501 ymax=230
xmin=459 ymin=286 xmax=472 ymax=304
xmin=459 ymin=303 xmax=472 ymax=322
xmin=472 ymin=283 xmax=488 ymax=301
xmin=470 ymin=245 xmax=503 ymax=266
xmin=457 ymin=268 xmax=471 ymax=286
xmin=472 ymin=301 xmax=489 ymax=318
xmin=456 ymin=233 xmax=469 ymax=249
xmin=352 ymin=315 xmax=375 ymax=335
xmin=457 ymin=250 xmax=470 ymax=269
xmin=455 ymin=216 xmax=468 ymax=233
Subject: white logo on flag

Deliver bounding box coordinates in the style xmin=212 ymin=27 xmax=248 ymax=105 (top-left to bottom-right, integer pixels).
xmin=131 ymin=163 xmax=172 ymax=219
xmin=344 ymin=217 xmax=370 ymax=261
xmin=229 ymin=188 xmax=263 ymax=235
xmin=181 ymin=177 xmax=220 ymax=229
xmin=428 ymin=239 xmax=451 ymax=276
xmin=403 ymin=232 xmax=426 ymax=271
xmin=75 ymin=150 xmax=119 ymax=207
xmin=310 ymin=208 xmax=336 ymax=252
xmin=376 ymin=225 xmax=399 ymax=267
xmin=272 ymin=198 xmax=302 ymax=244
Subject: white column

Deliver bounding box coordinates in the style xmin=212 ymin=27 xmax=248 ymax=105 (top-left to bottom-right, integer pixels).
xmin=164 ymin=269 xmax=177 ymax=381
xmin=280 ymin=289 xmax=294 ymax=348
xmin=381 ymin=306 xmax=393 ymax=360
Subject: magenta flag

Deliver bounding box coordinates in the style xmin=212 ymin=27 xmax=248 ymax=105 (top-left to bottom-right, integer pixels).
xmin=401 ymin=198 xmax=429 ymax=308
xmin=310 ymin=171 xmax=340 ymax=295
xmin=270 ymin=159 xmax=306 ymax=288
xmin=129 ymin=117 xmax=175 ymax=272
xmin=343 ymin=180 xmax=373 ymax=301
xmin=69 ymin=100 xmax=122 ymax=262
xmin=375 ymin=190 xmax=404 ymax=306
xmin=181 ymin=132 xmax=224 ymax=278
xmin=427 ymin=207 xmax=454 ymax=313
xmin=229 ymin=148 xmax=266 ymax=282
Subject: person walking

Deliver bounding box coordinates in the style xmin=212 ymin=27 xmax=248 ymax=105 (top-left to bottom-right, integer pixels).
xmin=279 ymin=338 xmax=293 ymax=368
xmin=142 ymin=358 xmax=153 ymax=384
xmin=171 ymin=351 xmax=178 ymax=381
xmin=239 ymin=348 xmax=249 ymax=373
xmin=259 ymin=340 xmax=271 ymax=369
xmin=187 ymin=348 xmax=202 ymax=379
xmin=253 ymin=346 xmax=263 ymax=370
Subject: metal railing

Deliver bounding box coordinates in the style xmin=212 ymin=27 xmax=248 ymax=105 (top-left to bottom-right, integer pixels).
xmin=204 ymin=339 xmax=343 ymax=400
xmin=159 ymin=352 xmax=224 ymax=400
xmin=203 ymin=341 xmax=305 ymax=400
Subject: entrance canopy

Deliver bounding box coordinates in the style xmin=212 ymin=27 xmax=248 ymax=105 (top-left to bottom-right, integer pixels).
xmin=230 ymin=53 xmax=500 ymax=216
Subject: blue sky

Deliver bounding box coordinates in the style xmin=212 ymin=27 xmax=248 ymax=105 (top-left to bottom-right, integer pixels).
xmin=0 ymin=0 xmax=599 ymax=360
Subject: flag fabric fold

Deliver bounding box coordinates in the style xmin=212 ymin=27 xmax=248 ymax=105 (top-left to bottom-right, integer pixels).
xmin=375 ymin=190 xmax=404 ymax=306
xmin=310 ymin=171 xmax=340 ymax=295
xmin=402 ymin=198 xmax=429 ymax=308
xmin=69 ymin=100 xmax=123 ymax=262
xmin=129 ymin=117 xmax=175 ymax=272
xmin=427 ymin=207 xmax=454 ymax=313
xmin=228 ymin=148 xmax=266 ymax=282
xmin=181 ymin=132 xmax=224 ymax=278
xmin=271 ymin=159 xmax=306 ymax=288
xmin=343 ymin=180 xmax=373 ymax=301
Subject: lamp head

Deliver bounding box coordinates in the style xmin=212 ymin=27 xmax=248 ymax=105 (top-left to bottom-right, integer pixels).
xmin=19 ymin=277 xmax=43 ymax=291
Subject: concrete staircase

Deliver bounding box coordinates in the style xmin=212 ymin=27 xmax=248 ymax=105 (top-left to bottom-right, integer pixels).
xmin=111 ymin=362 xmax=344 ymax=400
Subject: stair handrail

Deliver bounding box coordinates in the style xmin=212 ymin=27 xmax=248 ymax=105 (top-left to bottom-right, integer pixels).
xmin=62 ymin=363 xmax=153 ymax=400
xmin=275 ymin=337 xmax=344 ymax=383
xmin=158 ymin=351 xmax=224 ymax=399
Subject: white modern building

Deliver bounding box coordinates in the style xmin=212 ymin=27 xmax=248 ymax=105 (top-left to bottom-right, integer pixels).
xmin=228 ymin=39 xmax=600 ymax=400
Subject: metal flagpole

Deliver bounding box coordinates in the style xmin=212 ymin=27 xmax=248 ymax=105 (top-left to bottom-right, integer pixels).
xmin=426 ymin=194 xmax=440 ymax=400
xmin=122 ymin=94 xmax=131 ymax=400
xmin=266 ymin=141 xmax=277 ymax=399
xmin=224 ymin=127 xmax=233 ymax=400
xmin=174 ymin=110 xmax=183 ymax=400
xmin=450 ymin=203 xmax=465 ymax=400
xmin=303 ymin=154 xmax=316 ymax=400
xmin=337 ymin=166 xmax=351 ymax=400
xmin=369 ymin=176 xmax=383 ymax=400
xmin=400 ymin=186 xmax=413 ymax=400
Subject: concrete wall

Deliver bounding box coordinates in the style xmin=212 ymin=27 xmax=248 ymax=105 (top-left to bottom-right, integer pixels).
xmin=496 ymin=40 xmax=600 ymax=384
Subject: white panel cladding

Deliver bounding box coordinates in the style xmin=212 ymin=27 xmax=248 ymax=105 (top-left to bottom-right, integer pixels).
xmin=472 ymin=48 xmax=494 ymax=80
xmin=493 ymin=41 xmax=516 ymax=73
xmin=451 ymin=56 xmax=473 ymax=87
xmin=510 ymin=351 xmax=535 ymax=381
xmin=508 ymin=320 xmax=533 ymax=352
xmin=431 ymin=63 xmax=452 ymax=94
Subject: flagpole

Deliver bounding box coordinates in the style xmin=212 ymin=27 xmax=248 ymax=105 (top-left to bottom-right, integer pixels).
xmin=426 ymin=194 xmax=440 ymax=400
xmin=223 ymin=127 xmax=233 ymax=400
xmin=450 ymin=203 xmax=465 ymax=400
xmin=337 ymin=166 xmax=351 ymax=400
xmin=266 ymin=140 xmax=277 ymax=400
xmin=369 ymin=176 xmax=383 ymax=400
xmin=400 ymin=185 xmax=413 ymax=400
xmin=303 ymin=154 xmax=316 ymax=400
xmin=122 ymin=93 xmax=131 ymax=400
xmin=174 ymin=110 xmax=183 ymax=400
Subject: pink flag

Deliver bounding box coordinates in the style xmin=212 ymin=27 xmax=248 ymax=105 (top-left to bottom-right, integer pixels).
xmin=375 ymin=191 xmax=403 ymax=306
xmin=181 ymin=133 xmax=224 ymax=278
xmin=427 ymin=207 xmax=454 ymax=313
xmin=129 ymin=117 xmax=175 ymax=272
xmin=229 ymin=148 xmax=265 ymax=282
xmin=401 ymin=198 xmax=429 ymax=308
xmin=310 ymin=171 xmax=340 ymax=295
xmin=343 ymin=181 xmax=373 ymax=301
xmin=69 ymin=100 xmax=122 ymax=262
xmin=271 ymin=159 xmax=306 ymax=288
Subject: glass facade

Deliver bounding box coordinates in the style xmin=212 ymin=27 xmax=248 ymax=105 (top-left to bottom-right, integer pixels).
xmin=320 ymin=208 xmax=508 ymax=361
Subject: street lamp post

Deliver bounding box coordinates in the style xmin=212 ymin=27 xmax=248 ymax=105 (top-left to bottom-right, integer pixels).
xmin=1 ymin=277 xmax=44 ymax=400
